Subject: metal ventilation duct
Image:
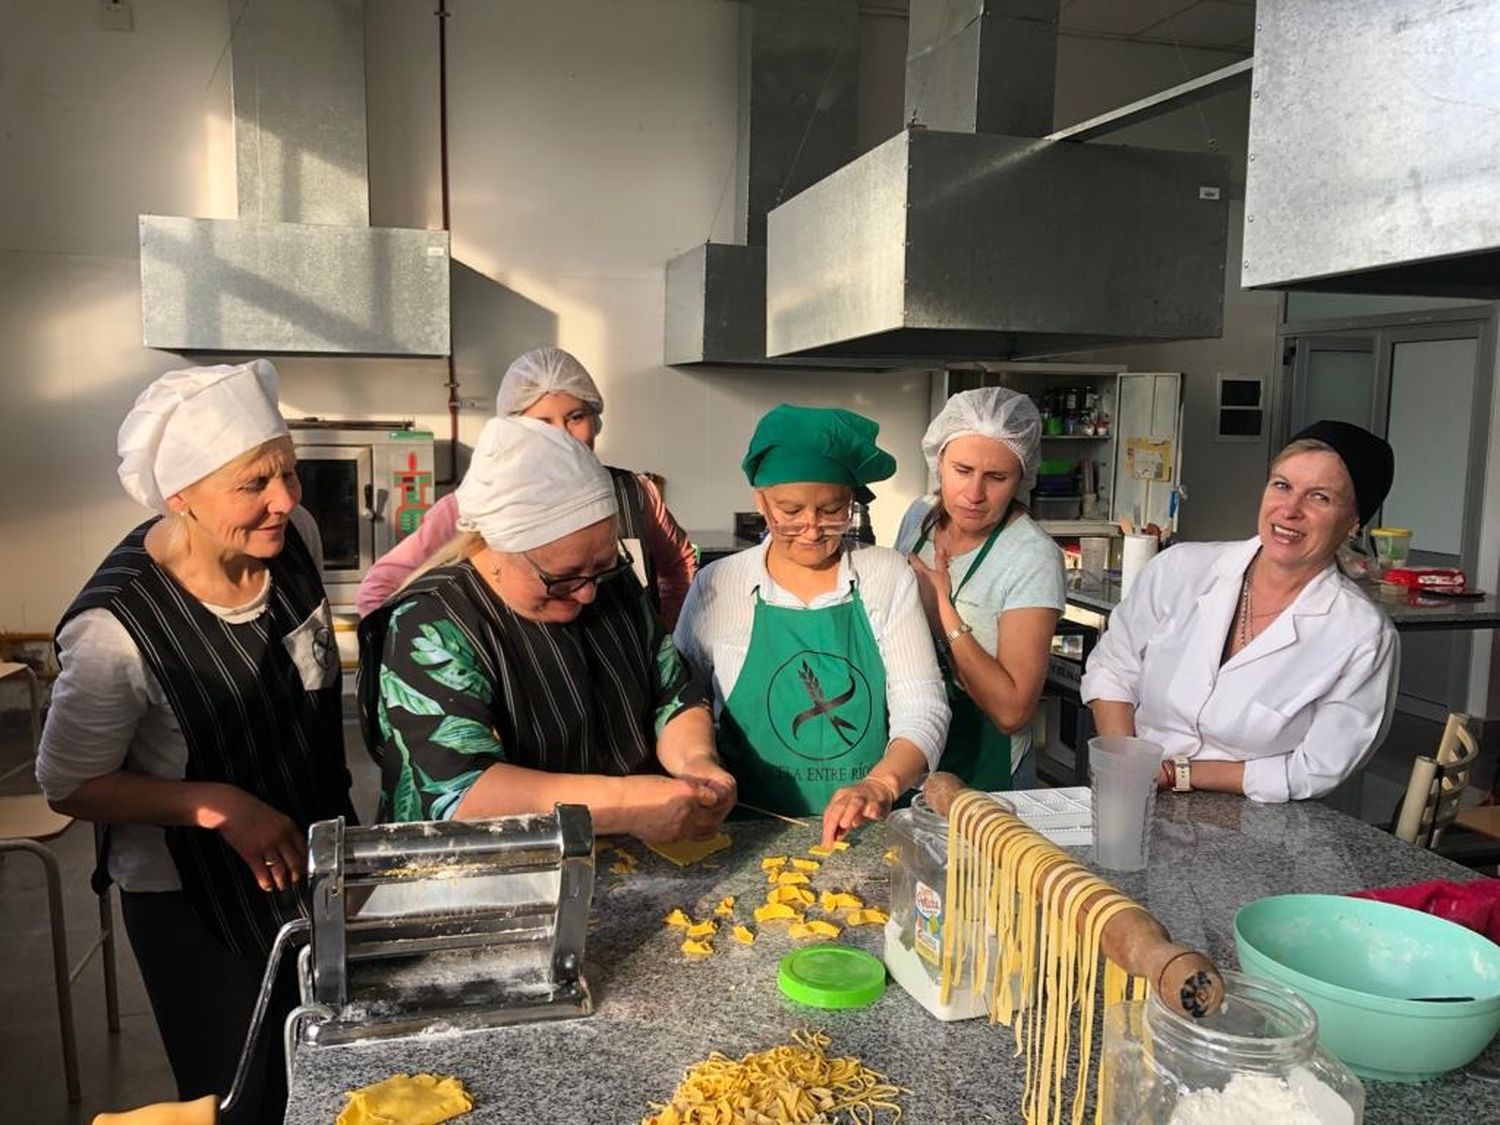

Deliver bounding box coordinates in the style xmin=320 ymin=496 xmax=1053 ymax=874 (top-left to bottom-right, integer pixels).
xmin=1242 ymin=0 xmax=1500 ymax=298
xmin=140 ymin=0 xmax=450 ymax=356
xmin=763 ymin=0 xmax=1231 ymax=363
xmin=767 ymin=129 xmax=1230 ymax=361
xmin=664 ymin=0 xmax=859 ymax=366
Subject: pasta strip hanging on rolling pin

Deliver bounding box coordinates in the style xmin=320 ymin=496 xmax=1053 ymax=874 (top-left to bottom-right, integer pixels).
xmin=923 ymin=775 xmax=1225 ymax=1125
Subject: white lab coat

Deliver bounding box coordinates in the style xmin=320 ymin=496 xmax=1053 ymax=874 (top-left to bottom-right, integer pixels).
xmin=1080 ymin=537 xmax=1398 ymax=803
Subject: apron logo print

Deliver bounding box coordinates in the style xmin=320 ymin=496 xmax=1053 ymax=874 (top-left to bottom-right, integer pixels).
xmin=312 ymin=626 xmax=336 ymax=670
xmin=768 ymin=650 xmax=872 ymax=762
xmin=792 ymin=661 xmax=859 ymax=747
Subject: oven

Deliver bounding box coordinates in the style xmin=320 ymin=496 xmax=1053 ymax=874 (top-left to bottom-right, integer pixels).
xmin=289 ymin=420 xmax=436 ymax=611
xmin=1036 ymin=617 xmax=1101 ymax=787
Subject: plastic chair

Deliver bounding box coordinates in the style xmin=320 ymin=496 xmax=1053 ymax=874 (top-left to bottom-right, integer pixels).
xmin=1393 ymin=712 xmax=1481 ymax=849
xmin=0 ymin=796 xmax=121 ymax=1102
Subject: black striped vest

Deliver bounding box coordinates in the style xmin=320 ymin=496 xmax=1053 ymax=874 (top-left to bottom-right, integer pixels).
xmin=607 ymin=466 xmax=658 ymax=613
xmin=60 ymin=521 xmax=354 ymax=958
xmin=356 ymin=562 xmax=661 ymax=795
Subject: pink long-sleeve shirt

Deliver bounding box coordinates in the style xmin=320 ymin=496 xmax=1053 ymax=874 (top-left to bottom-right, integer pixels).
xmin=355 ymin=472 xmax=697 ymax=627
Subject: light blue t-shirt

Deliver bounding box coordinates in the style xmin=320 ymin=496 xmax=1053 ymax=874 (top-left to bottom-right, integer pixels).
xmin=895 ymin=496 xmax=1067 ymax=769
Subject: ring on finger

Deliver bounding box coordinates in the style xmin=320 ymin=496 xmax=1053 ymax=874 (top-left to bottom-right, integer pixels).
xmin=264 ymin=858 xmax=280 ymax=867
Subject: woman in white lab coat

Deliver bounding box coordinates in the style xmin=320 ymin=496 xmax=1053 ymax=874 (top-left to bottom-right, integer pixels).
xmin=1080 ymin=421 xmax=1398 ymax=803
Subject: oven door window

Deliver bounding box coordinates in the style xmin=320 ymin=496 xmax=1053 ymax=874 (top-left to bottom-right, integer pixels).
xmin=295 ymin=446 xmax=374 ymax=577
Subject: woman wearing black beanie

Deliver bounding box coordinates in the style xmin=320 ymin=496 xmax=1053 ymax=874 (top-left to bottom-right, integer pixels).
xmin=1080 ymin=420 xmax=1399 ymax=803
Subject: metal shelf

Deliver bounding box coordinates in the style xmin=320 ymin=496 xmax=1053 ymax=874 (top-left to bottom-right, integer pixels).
xmin=1040 ymin=433 xmax=1113 ymax=440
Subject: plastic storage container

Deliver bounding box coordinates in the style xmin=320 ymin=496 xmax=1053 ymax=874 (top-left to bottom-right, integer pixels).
xmin=883 ymin=793 xmax=1012 ymax=1020
xmin=1101 ymin=970 xmax=1364 ymax=1125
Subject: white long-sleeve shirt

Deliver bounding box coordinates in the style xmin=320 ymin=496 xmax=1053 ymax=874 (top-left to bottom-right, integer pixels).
xmin=35 ymin=508 xmax=323 ymax=891
xmin=1079 ymin=537 xmax=1399 ymax=803
xmin=673 ymin=540 xmax=950 ymax=770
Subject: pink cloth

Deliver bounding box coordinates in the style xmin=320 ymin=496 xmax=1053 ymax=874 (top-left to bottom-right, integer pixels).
xmin=355 ymin=473 xmax=697 ymax=627
xmin=1349 ymin=879 xmax=1500 ymax=944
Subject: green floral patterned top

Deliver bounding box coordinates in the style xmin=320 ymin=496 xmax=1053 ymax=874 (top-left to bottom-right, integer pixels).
xmin=362 ymin=561 xmax=705 ymax=822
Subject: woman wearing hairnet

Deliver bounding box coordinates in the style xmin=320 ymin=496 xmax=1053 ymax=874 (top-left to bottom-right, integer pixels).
xmin=674 ymin=405 xmax=949 ymax=847
xmin=356 ymin=347 xmax=697 ymax=625
xmin=895 ymin=387 xmax=1066 ymax=790
xmin=359 ymin=416 xmax=735 ymax=840
xmin=35 ymin=361 xmax=355 ymax=1122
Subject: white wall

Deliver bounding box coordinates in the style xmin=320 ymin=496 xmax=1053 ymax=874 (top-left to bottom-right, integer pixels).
xmin=0 ymin=0 xmax=937 ymax=635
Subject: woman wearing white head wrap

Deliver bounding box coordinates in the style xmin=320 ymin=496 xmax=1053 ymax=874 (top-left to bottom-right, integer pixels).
xmin=893 ymin=386 xmax=1067 ymax=790
xmin=357 ymin=416 xmax=734 ymax=841
xmin=35 ymin=361 xmax=354 ymax=1122
xmin=356 ymin=346 xmax=698 ymax=626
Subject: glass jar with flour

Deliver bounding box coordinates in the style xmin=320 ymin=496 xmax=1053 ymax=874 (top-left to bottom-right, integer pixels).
xmin=1101 ymin=970 xmax=1363 ymax=1124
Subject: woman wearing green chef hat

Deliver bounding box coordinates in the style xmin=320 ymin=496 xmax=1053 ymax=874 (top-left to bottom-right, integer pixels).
xmin=674 ymin=405 xmax=950 ymax=847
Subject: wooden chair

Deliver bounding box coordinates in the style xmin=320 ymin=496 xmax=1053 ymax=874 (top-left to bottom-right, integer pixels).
xmin=0 ymin=794 xmax=121 ymax=1102
xmin=1394 ymin=712 xmax=1481 ymax=849
xmin=0 ymin=661 xmax=42 ymax=784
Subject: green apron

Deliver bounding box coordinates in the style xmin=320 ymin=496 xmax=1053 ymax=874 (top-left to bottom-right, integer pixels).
xmin=913 ymin=518 xmax=1014 ymax=791
xmin=718 ymin=585 xmax=890 ymax=817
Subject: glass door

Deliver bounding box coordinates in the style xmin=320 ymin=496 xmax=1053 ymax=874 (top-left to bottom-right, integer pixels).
xmin=295 ymin=446 xmax=374 ymax=588
xmin=1379 ymin=325 xmax=1488 ymax=716
xmin=1287 ymin=335 xmax=1380 ymax=435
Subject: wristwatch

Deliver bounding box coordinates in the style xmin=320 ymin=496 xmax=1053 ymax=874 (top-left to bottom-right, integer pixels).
xmin=944 ymin=622 xmax=974 ymax=650
xmin=1172 ymin=756 xmax=1193 ymax=793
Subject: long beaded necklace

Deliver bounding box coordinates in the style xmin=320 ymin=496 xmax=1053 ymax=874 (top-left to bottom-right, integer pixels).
xmin=1236 ymin=556 xmax=1256 ymax=649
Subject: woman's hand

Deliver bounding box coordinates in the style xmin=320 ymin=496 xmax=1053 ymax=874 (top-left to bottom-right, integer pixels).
xmin=908 ymin=547 xmax=954 ymax=636
xmin=821 ymin=773 xmax=901 ymax=849
xmin=621 ymin=775 xmax=733 ymax=844
xmin=196 ymin=784 xmax=306 ymax=892
xmin=668 ymin=759 xmax=738 ymax=839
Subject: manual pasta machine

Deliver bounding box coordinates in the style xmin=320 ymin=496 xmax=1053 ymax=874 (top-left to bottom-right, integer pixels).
xmin=289 ymin=804 xmax=596 ymax=1047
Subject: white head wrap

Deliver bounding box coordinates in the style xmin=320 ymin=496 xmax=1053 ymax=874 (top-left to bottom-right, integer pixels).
xmin=456 ymin=416 xmax=617 ymax=552
xmin=922 ymin=386 xmax=1042 ymax=494
xmin=495 ymin=347 xmax=604 ymax=432
xmin=117 ymin=360 xmax=289 ymax=512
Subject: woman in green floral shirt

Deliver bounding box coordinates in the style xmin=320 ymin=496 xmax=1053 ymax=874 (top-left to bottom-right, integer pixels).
xmin=358 ymin=416 xmax=734 ymax=842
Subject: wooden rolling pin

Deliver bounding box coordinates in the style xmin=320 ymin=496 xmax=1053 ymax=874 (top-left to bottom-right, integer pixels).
xmin=924 ymin=772 xmax=1225 ymax=1019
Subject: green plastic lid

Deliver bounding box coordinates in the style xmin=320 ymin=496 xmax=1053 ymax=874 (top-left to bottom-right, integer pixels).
xmin=777 ymin=945 xmax=887 ymax=1010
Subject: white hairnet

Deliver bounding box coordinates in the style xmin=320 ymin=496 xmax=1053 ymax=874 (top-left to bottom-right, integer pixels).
xmin=921 ymin=386 xmax=1042 ymax=494
xmin=495 ymin=347 xmax=604 ymax=431
xmin=456 ymin=416 xmax=617 ymax=553
xmin=117 ymin=360 xmax=289 ymax=512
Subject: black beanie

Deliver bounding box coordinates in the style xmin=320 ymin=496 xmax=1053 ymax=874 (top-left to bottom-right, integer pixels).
xmin=1287 ymin=420 xmax=1395 ymax=526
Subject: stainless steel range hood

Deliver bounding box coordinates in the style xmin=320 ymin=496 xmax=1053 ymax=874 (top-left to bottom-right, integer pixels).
xmin=139 ymin=0 xmax=450 ymax=356
xmin=1241 ymin=0 xmax=1500 ymax=298
xmin=764 ymin=0 xmax=1231 ymax=363
xmin=664 ymin=0 xmax=861 ymax=367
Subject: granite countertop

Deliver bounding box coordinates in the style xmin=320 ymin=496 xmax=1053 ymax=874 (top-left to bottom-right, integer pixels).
xmin=283 ymin=796 xmax=1496 ymax=1124
xmin=1065 ymin=577 xmax=1500 ymax=632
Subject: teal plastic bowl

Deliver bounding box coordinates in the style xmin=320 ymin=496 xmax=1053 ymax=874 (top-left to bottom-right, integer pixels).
xmin=1235 ymin=893 xmax=1500 ymax=1082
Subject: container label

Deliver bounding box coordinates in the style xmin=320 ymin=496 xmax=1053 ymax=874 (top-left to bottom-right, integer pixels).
xmin=913 ymin=880 xmax=943 ymax=966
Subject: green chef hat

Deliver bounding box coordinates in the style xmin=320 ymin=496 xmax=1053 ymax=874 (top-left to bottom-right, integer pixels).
xmin=741 ymin=404 xmax=897 ymax=504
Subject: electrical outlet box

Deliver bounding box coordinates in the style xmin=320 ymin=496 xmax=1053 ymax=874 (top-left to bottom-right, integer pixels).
xmin=99 ymin=0 xmax=133 ymax=32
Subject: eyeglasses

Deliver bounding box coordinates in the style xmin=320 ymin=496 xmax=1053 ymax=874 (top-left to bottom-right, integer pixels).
xmin=524 ymin=544 xmax=636 ymax=598
xmin=762 ymin=502 xmax=854 ymax=539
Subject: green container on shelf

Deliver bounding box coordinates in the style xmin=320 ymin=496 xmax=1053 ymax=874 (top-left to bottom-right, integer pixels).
xmin=1037 ymin=459 xmax=1074 ymax=476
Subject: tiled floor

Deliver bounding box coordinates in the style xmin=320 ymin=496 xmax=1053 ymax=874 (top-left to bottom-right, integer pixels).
xmin=0 ymin=705 xmax=1492 ymax=1122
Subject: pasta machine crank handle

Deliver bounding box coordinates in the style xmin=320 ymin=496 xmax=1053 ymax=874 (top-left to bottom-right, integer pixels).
xmin=921 ymin=772 xmax=1225 ymax=1020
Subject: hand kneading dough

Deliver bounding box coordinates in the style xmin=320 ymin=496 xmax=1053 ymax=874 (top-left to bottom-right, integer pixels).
xmin=337 ymin=1073 xmax=473 ymax=1125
